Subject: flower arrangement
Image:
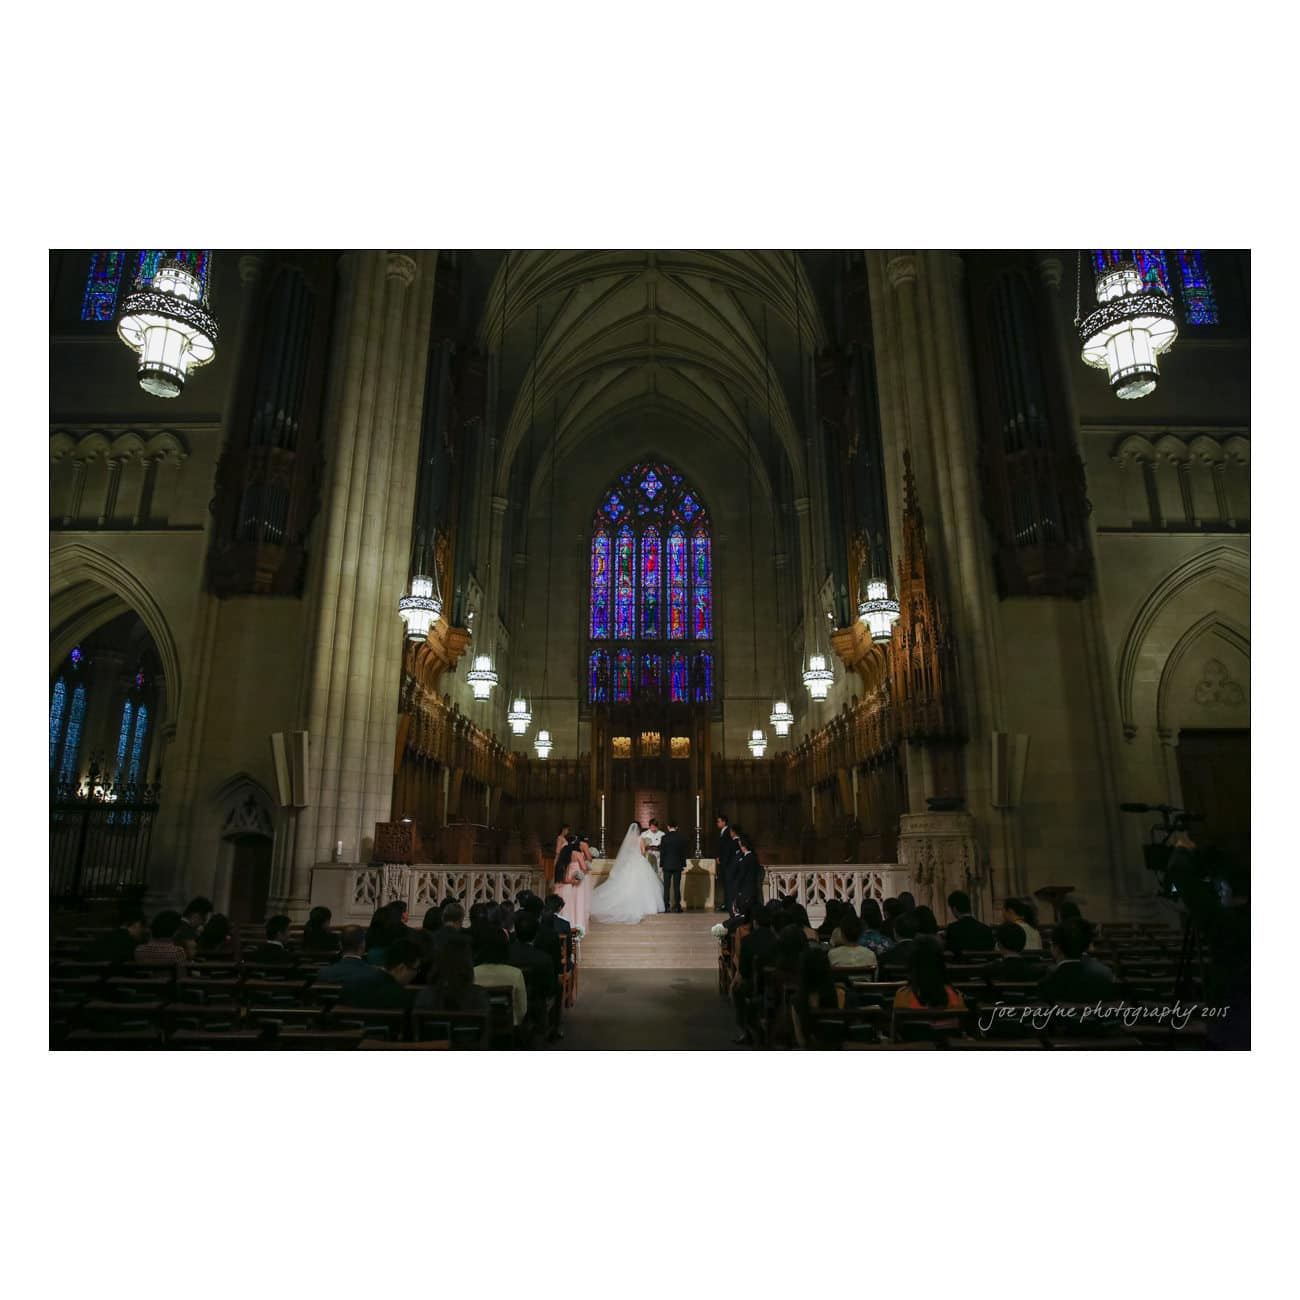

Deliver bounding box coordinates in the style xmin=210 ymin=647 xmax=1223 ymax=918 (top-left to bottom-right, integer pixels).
xmin=711 ymin=923 xmax=726 ymax=939
xmin=573 ymin=926 xmax=585 ymax=940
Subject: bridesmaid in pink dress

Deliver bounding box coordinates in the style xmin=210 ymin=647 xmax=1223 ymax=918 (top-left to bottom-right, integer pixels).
xmin=553 ymin=834 xmax=588 ymax=934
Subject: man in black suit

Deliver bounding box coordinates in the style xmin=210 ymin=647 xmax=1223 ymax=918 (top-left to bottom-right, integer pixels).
xmin=876 ymin=912 xmax=920 ymax=979
xmin=1038 ymin=918 xmax=1120 ymax=1004
xmin=715 ymin=814 xmax=738 ymax=912
xmin=342 ymin=938 xmax=421 ymax=1009
xmin=733 ymin=832 xmax=762 ymax=911
xmin=509 ymin=912 xmax=561 ymax=1040
xmin=317 ymin=925 xmax=387 ymax=992
xmin=980 ymin=921 xmax=1048 ymax=983
xmin=659 ymin=819 xmax=689 ymax=913
xmin=944 ymin=889 xmax=995 ymax=957
xmin=88 ymin=908 xmax=147 ymax=964
xmin=249 ymin=914 xmax=294 ymax=964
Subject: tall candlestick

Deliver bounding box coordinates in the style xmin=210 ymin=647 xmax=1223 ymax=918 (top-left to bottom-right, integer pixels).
xmin=695 ymin=792 xmax=701 ymax=857
xmin=600 ymin=792 xmax=606 ymax=857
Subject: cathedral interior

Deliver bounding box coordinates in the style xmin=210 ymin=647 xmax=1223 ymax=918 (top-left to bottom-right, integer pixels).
xmin=49 ymin=248 xmax=1249 ymax=954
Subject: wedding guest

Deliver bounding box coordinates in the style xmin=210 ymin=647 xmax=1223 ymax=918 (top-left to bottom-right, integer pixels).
xmin=249 ymin=915 xmax=294 ymax=964
xmin=786 ymin=901 xmax=820 ymax=942
xmin=829 ymin=912 xmax=878 ymax=971
xmin=793 ymin=947 xmax=842 ymax=1048
xmin=912 ymin=905 xmax=940 ymax=936
xmin=173 ymin=924 xmax=200 ymax=963
xmin=898 ymin=891 xmax=917 ymax=913
xmin=893 ymin=936 xmax=967 ymax=1010
xmin=344 ymin=938 xmax=421 ymax=1010
xmin=818 ymin=899 xmax=849 ymax=942
xmin=415 ymin=937 xmax=490 ymax=1046
xmin=981 ymin=921 xmax=1047 ymax=983
xmin=944 ymin=890 xmax=995 ymax=956
xmin=877 ymin=912 xmax=920 ymax=979
xmin=509 ymin=911 xmax=562 ymax=1040
xmin=301 ymin=906 xmax=339 ymax=955
xmin=731 ymin=903 xmax=781 ymax=1042
xmin=471 ymin=922 xmax=528 ymax=1027
xmin=1003 ymin=898 xmax=1044 ymax=951
xmin=857 ymin=899 xmax=895 ymax=956
xmin=316 ymin=926 xmax=386 ymax=992
xmin=135 ymin=911 xmax=190 ymax=969
xmin=880 ymin=897 xmax=904 ymax=939
xmin=429 ymin=901 xmax=467 ymax=958
xmin=88 ymin=908 xmax=147 ymax=964
xmin=1039 ymin=919 xmax=1118 ymax=1002
xmin=180 ymin=897 xmax=213 ymax=935
xmin=196 ymin=914 xmax=232 ymax=955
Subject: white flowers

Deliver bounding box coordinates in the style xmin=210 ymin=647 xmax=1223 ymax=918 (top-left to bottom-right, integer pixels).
xmin=573 ymin=926 xmax=585 ymax=939
xmin=711 ymin=923 xmax=726 ymax=938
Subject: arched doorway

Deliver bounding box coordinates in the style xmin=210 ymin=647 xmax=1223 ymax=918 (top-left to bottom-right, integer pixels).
xmin=213 ymin=784 xmax=277 ymax=924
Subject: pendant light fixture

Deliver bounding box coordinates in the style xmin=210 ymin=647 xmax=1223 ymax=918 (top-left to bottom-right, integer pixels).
xmin=398 ymin=566 xmax=443 ymax=642
xmin=506 ymin=694 xmax=533 ymax=735
xmin=1077 ymin=250 xmax=1178 ymax=400
xmin=858 ymin=533 xmax=899 ymax=644
xmin=742 ymin=398 xmax=767 ymax=758
xmin=116 ymin=256 xmax=218 ymax=398
xmin=535 ymin=391 xmax=559 ymax=760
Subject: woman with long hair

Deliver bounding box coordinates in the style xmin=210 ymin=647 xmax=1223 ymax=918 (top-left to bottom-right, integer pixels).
xmin=893 ymin=936 xmax=966 ymax=1011
xmin=912 ymin=905 xmax=940 ymax=936
xmin=858 ymin=898 xmax=894 ymax=955
xmin=300 ymin=905 xmax=338 ymax=954
xmin=793 ymin=945 xmax=841 ymax=1049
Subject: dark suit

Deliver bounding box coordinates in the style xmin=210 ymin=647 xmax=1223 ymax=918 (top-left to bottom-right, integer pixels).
xmin=658 ymin=829 xmax=689 ymax=910
xmin=733 ymin=850 xmax=761 ymax=909
xmin=1038 ymin=960 xmax=1119 ymax=1004
xmin=540 ymin=912 xmax=573 ymax=970
xmin=508 ymin=939 xmax=560 ymax=1034
xmin=315 ymin=955 xmax=386 ymax=990
xmin=342 ymin=970 xmax=414 ymax=1009
xmin=877 ymin=938 xmax=916 ymax=981
xmin=248 ymin=941 xmax=293 ymax=965
xmin=716 ymin=827 xmax=739 ymax=911
xmin=944 ymin=914 xmax=995 ymax=957
xmin=733 ymin=926 xmax=780 ymax=1031
xmin=980 ymin=954 xmax=1047 ymax=984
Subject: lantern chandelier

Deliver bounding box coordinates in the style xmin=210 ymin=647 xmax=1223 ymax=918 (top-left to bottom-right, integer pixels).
xmin=506 ymin=695 xmax=533 ymax=736
xmin=534 ymin=728 xmax=554 ymax=759
xmin=1077 ymin=254 xmax=1178 ymax=400
xmin=747 ymin=727 xmax=768 ymax=758
xmin=116 ymin=258 xmax=218 ymax=398
xmin=466 ymin=655 xmax=499 ymax=701
xmin=769 ymin=700 xmax=795 ymax=736
xmin=397 ymin=570 xmax=442 ymax=642
xmin=858 ymin=577 xmax=900 ymax=644
xmin=802 ymin=653 xmax=834 ymax=701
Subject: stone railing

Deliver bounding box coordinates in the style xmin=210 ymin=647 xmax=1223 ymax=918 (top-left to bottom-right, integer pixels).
xmin=762 ymin=865 xmax=914 ymax=926
xmin=310 ymin=863 xmax=545 ymax=924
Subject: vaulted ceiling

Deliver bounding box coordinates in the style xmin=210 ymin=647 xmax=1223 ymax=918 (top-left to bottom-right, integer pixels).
xmin=464 ymin=251 xmax=835 ymax=505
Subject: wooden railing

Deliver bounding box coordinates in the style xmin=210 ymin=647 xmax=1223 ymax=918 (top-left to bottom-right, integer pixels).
xmin=324 ymin=864 xmax=547 ymax=924
xmin=762 ymin=865 xmax=915 ymax=926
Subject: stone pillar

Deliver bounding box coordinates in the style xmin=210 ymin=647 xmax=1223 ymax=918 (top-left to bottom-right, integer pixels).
xmin=897 ymin=810 xmax=986 ymax=919
xmin=283 ymin=251 xmax=437 ymax=913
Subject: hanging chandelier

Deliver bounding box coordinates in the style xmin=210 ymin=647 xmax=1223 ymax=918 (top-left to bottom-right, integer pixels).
xmin=747 ymin=727 xmax=768 ymax=758
xmin=397 ymin=572 xmax=442 ymax=641
xmin=769 ymin=700 xmax=794 ymax=736
xmin=858 ymin=577 xmax=901 ymax=644
xmin=116 ymin=258 xmax=218 ymax=398
xmin=1078 ymin=258 xmax=1178 ymax=400
xmin=466 ymin=654 xmax=499 ymax=701
xmin=534 ymin=727 xmax=553 ymax=759
xmin=802 ymin=653 xmax=834 ymax=701
xmin=506 ymin=696 xmax=533 ymax=736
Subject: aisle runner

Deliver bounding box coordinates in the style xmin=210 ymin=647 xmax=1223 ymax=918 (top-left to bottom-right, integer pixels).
xmin=578 ymin=912 xmax=720 ymax=970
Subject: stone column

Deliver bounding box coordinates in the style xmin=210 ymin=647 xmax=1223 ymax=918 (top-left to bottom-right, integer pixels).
xmin=283 ymin=251 xmax=437 ymax=913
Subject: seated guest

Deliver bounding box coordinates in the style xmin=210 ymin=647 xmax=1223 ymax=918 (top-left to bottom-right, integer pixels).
xmin=1003 ymin=897 xmax=1044 ymax=950
xmin=300 ymin=906 xmax=339 ymax=954
xmin=540 ymin=894 xmax=573 ymax=969
xmin=498 ymin=900 xmax=517 ymax=939
xmin=894 ymin=936 xmax=967 ymax=1010
xmin=518 ymin=893 xmax=562 ymax=972
xmin=430 ymin=901 xmax=467 ymax=958
xmin=249 ymin=915 xmax=294 ymax=964
xmin=858 ymin=898 xmax=895 ymax=956
xmin=763 ymin=926 xmax=812 ymax=1048
xmin=415 ymin=938 xmax=491 ymax=1047
xmin=88 ymin=908 xmax=147 ymax=964
xmin=898 ymin=890 xmax=917 ymax=913
xmin=135 ymin=910 xmax=191 ymax=969
xmin=316 ymin=926 xmax=385 ymax=991
xmin=365 ymin=901 xmax=407 ymax=966
xmin=173 ymin=924 xmax=200 ymax=963
xmin=876 ymin=912 xmax=920 ymax=979
xmin=880 ymin=897 xmax=904 ymax=939
xmin=180 ymin=897 xmax=213 ymax=935
xmin=912 ymin=905 xmax=940 ymax=936
xmin=723 ymin=898 xmax=754 ymax=934
xmin=944 ymin=890 xmax=995 ymax=956
xmin=793 ymin=946 xmax=842 ymax=1049
xmin=817 ymin=899 xmax=849 ymax=942
xmin=509 ymin=912 xmax=561 ymax=1039
xmin=196 ymin=914 xmax=232 ymax=955
xmin=468 ymin=902 xmax=491 ymax=928
xmin=784 ymin=901 xmax=820 ymax=942
xmin=343 ymin=938 xmax=421 ymax=1009
xmin=981 ymin=922 xmax=1047 ymax=982
xmin=1038 ymin=918 xmax=1119 ymax=1003
xmin=828 ymin=912 xmax=878 ymax=970
xmin=731 ymin=902 xmax=780 ymax=1043
xmin=471 ymin=922 xmax=528 ymax=1027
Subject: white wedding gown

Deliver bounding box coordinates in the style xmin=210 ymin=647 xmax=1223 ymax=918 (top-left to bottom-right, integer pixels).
xmin=589 ymin=823 xmax=665 ymax=925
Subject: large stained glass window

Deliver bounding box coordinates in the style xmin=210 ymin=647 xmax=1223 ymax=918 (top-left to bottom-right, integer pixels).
xmin=590 ymin=529 xmax=611 ymax=638
xmin=1092 ymin=249 xmax=1219 ymax=325
xmin=128 ymin=705 xmax=149 ymax=783
xmin=115 ymin=700 xmax=135 ymax=777
xmin=80 ymin=249 xmax=213 ymax=321
xmin=588 ymin=460 xmax=714 ymax=703
xmin=57 ymin=684 xmax=87 ymax=785
xmin=49 ymin=679 xmax=68 ymax=771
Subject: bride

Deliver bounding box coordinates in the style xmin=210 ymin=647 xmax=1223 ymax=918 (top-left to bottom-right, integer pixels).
xmin=589 ymin=822 xmax=665 ymax=925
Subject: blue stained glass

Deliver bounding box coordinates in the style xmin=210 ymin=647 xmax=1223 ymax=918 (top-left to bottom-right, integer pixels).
xmin=667 ymin=526 xmax=687 ymax=639
xmin=670 ymin=653 xmax=689 ymax=702
xmin=128 ymin=705 xmax=148 ymax=783
xmin=679 ymin=493 xmax=700 ymax=522
xmin=115 ymin=700 xmax=134 ymax=779
xmin=590 ymin=530 xmax=611 ymax=638
xmin=1133 ymin=249 xmax=1172 ymax=297
xmin=692 ymin=530 xmax=712 ymax=639
xmin=602 ymin=492 xmax=626 ymax=522
xmin=640 ymin=468 xmax=664 ymax=499
xmin=640 ymin=653 xmax=662 ymax=697
xmin=614 ymin=526 xmax=635 ymax=638
xmin=589 ymin=651 xmax=608 ymax=702
xmin=71 ymin=647 xmax=82 ymax=668
xmin=81 ymin=251 xmax=125 ymax=321
xmin=49 ymin=679 xmax=68 ymax=771
xmin=614 ymin=649 xmax=633 ymax=702
xmin=58 ymin=684 xmax=86 ymax=785
xmin=1093 ymin=250 xmax=1124 ymax=274
xmin=693 ymin=653 xmax=713 ymax=702
xmin=641 ymin=528 xmax=661 ymax=638
xmin=1176 ymin=250 xmax=1219 ymax=325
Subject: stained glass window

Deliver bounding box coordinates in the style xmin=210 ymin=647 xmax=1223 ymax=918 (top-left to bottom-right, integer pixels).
xmin=693 ymin=653 xmax=713 ymax=703
xmin=49 ymin=679 xmax=68 ymax=771
xmin=588 ymin=460 xmax=713 ymax=702
xmin=70 ymin=647 xmax=82 ymax=668
xmin=670 ymin=653 xmax=689 ymax=702
xmin=116 ymin=700 xmax=135 ymax=778
xmin=590 ymin=530 xmax=611 ymax=638
xmin=692 ymin=529 xmax=712 ymax=639
xmin=667 ymin=526 xmax=687 ymax=639
xmin=58 ymin=684 xmax=86 ymax=786
xmin=81 ymin=252 xmax=126 ymax=321
xmin=589 ymin=650 xmax=609 ymax=702
xmin=128 ymin=705 xmax=149 ymax=783
xmin=614 ymin=649 xmax=634 ymax=702
xmin=1175 ymin=250 xmax=1219 ymax=325
xmin=1132 ymin=249 xmax=1172 ymax=297
xmin=640 ymin=527 xmax=661 ymax=638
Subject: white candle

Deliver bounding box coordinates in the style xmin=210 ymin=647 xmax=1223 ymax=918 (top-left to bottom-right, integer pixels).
xmin=695 ymin=793 xmax=700 ymax=827
xmin=335 ymin=840 xmax=343 ymax=862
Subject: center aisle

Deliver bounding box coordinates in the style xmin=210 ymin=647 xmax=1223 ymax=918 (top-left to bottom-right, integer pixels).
xmin=555 ymin=913 xmax=742 ymax=1050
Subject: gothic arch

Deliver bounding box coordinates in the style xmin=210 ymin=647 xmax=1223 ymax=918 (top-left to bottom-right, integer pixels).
xmin=1116 ymin=545 xmax=1250 ymax=737
xmin=213 ymin=772 xmax=277 ymax=840
xmin=50 ymin=542 xmax=183 ymax=722
xmin=1156 ymin=612 xmax=1250 ymax=734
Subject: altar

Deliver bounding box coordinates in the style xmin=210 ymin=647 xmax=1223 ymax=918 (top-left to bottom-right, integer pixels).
xmin=587 ymin=856 xmax=718 ymax=910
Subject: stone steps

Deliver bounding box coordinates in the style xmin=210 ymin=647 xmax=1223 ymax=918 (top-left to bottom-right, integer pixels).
xmin=578 ymin=912 xmax=721 ymax=970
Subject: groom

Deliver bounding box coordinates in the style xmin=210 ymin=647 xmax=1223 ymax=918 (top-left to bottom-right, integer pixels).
xmin=658 ymin=819 xmax=688 ymax=913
